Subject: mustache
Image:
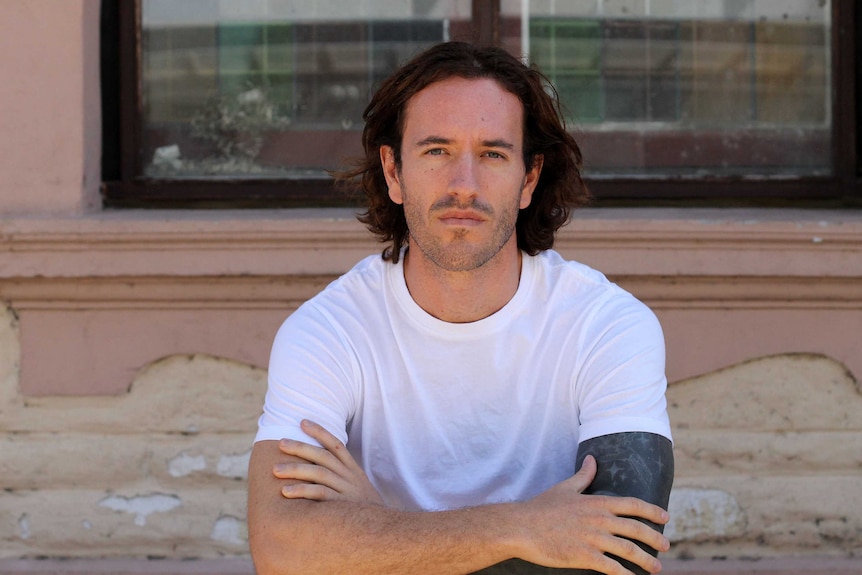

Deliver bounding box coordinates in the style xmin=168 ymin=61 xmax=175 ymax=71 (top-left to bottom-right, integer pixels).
xmin=429 ymin=196 xmax=494 ymax=215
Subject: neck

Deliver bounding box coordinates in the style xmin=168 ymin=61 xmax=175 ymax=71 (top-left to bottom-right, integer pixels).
xmin=403 ymin=244 xmax=523 ymax=323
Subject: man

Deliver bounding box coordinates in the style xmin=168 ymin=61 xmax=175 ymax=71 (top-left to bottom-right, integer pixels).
xmin=248 ymin=41 xmax=674 ymax=575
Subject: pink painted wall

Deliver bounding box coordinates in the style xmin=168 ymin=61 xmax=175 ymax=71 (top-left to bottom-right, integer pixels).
xmin=0 ymin=0 xmax=101 ymax=215
xmin=0 ymin=2 xmax=860 ymax=565
xmin=0 ymin=0 xmax=859 ymax=400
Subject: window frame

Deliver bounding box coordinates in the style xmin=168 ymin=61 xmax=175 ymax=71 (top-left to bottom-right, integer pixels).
xmin=101 ymin=0 xmax=861 ymax=208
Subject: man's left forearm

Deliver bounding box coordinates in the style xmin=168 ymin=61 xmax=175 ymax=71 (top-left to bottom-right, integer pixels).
xmin=471 ymin=432 xmax=674 ymax=575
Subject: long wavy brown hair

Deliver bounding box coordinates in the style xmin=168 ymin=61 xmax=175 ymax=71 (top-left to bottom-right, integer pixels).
xmin=334 ymin=41 xmax=591 ymax=263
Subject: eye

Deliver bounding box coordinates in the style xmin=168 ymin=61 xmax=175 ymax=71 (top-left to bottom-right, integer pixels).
xmin=484 ymin=150 xmax=506 ymax=160
xmin=425 ymin=148 xmax=445 ymax=156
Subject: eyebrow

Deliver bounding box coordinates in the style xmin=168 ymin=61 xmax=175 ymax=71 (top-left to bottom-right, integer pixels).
xmin=414 ymin=136 xmax=516 ymax=151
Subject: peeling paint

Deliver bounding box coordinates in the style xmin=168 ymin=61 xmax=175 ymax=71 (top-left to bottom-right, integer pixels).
xmin=18 ymin=513 xmax=30 ymax=539
xmin=210 ymin=515 xmax=246 ymax=546
xmin=216 ymin=450 xmax=251 ymax=479
xmin=666 ymin=487 xmax=747 ymax=542
xmin=98 ymin=493 xmax=182 ymax=526
xmin=168 ymin=451 xmax=207 ymax=477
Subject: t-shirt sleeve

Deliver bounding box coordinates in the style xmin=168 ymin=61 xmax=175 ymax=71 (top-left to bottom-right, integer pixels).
xmin=254 ymin=302 xmax=357 ymax=447
xmin=576 ymin=293 xmax=672 ymax=444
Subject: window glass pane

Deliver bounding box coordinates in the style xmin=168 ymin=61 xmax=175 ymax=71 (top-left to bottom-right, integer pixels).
xmin=141 ymin=0 xmax=470 ymax=179
xmin=506 ymin=0 xmax=832 ymax=177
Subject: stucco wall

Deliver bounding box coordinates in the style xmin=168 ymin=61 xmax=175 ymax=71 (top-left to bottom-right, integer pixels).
xmin=0 ymin=0 xmax=101 ymax=214
xmin=0 ymin=0 xmax=860 ymax=567
xmin=2 ymin=308 xmax=860 ymax=558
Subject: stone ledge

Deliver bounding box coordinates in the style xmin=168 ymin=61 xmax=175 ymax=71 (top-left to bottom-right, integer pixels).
xmin=0 ymin=558 xmax=859 ymax=575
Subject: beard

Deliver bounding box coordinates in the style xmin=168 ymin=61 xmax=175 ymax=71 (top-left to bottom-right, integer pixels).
xmin=401 ymin=186 xmax=522 ymax=273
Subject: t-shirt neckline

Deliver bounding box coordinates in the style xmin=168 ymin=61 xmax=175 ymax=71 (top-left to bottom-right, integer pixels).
xmin=387 ymin=250 xmax=537 ymax=338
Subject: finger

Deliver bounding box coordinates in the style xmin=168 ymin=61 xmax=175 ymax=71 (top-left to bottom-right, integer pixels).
xmin=273 ymin=461 xmax=351 ymax=493
xmin=606 ymin=515 xmax=670 ymax=555
xmin=588 ymin=552 xmax=640 ymax=575
xmin=569 ymin=454 xmax=597 ymax=493
xmin=602 ymin=534 xmax=664 ymax=574
xmin=604 ymin=495 xmax=670 ymax=526
xmin=300 ymin=420 xmax=356 ymax=467
xmin=281 ymin=482 xmax=340 ymax=502
xmin=279 ymin=437 xmax=346 ymax=471
xmin=277 ymin=437 xmax=315 ymax=458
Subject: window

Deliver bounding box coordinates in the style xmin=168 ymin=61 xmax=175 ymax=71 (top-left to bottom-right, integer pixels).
xmin=528 ymin=4 xmax=829 ymax=176
xmin=102 ymin=0 xmax=861 ymax=207
xmin=140 ymin=3 xmax=456 ymax=180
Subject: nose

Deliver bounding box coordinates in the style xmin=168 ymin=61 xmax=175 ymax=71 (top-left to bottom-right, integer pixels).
xmin=447 ymin=154 xmax=480 ymax=200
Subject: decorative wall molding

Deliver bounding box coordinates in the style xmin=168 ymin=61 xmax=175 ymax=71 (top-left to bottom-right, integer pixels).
xmin=2 ymin=208 xmax=860 ymax=396
xmin=0 ymin=208 xmax=860 ymax=278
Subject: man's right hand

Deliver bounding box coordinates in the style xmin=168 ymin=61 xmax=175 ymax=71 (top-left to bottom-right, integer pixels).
xmin=508 ymin=455 xmax=670 ymax=574
xmin=271 ymin=419 xmax=385 ymax=507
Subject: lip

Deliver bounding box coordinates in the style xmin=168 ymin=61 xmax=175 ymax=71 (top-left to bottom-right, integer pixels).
xmin=438 ymin=210 xmax=486 ymax=226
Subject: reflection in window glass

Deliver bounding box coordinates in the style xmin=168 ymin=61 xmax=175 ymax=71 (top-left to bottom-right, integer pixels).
xmin=519 ymin=0 xmax=831 ymax=177
xmin=141 ymin=0 xmax=470 ymax=178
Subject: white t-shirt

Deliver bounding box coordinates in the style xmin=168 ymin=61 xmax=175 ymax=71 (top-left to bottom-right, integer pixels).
xmin=255 ymin=249 xmax=671 ymax=511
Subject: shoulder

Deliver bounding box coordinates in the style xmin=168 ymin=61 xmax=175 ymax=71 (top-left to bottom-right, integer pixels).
xmin=318 ymin=253 xmax=390 ymax=302
xmin=272 ymin=253 xmax=393 ymax=348
xmin=532 ymin=249 xmax=620 ymax=293
xmin=291 ymin=253 xmax=389 ymax=317
xmin=532 ymin=250 xmax=654 ymax=316
xmin=528 ymin=250 xmax=664 ymax=351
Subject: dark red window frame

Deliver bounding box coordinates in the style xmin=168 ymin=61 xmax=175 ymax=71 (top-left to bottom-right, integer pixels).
xmin=101 ymin=0 xmax=862 ymax=208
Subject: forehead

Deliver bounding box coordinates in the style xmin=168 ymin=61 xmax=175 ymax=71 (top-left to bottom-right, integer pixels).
xmin=401 ymin=77 xmax=525 ymax=144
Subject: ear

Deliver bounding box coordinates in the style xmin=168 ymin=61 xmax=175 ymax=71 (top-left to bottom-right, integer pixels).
xmin=519 ymin=154 xmax=543 ymax=209
xmin=380 ymin=146 xmax=403 ymax=205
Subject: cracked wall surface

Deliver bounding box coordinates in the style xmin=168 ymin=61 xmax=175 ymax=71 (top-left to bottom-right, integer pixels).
xmin=666 ymin=353 xmax=862 ymax=559
xmin=0 ymin=305 xmax=264 ymax=558
xmin=1 ymin=303 xmax=860 ymax=560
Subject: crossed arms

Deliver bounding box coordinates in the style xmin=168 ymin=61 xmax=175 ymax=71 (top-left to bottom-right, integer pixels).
xmin=247 ymin=419 xmax=674 ymax=575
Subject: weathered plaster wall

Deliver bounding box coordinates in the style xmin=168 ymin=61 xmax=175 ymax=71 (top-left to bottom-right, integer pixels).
xmin=0 ymin=0 xmax=860 ymax=568
xmin=0 ymin=305 xmax=264 ymax=556
xmin=666 ymin=354 xmax=862 ymax=559
xmin=1 ymin=298 xmax=860 ymax=559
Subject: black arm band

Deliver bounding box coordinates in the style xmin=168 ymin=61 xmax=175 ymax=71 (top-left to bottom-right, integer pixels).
xmin=471 ymin=432 xmax=674 ymax=575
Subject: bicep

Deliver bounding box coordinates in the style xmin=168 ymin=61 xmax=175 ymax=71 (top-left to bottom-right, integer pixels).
xmin=247 ymin=440 xmax=316 ymax=571
xmin=258 ymin=309 xmax=356 ymax=447
xmin=248 ymin=440 xmax=292 ymax=514
xmin=575 ymin=432 xmax=674 ymax=516
xmin=575 ymin=432 xmax=674 ymax=575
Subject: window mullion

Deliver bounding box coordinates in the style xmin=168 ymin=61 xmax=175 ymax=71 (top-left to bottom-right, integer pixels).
xmin=472 ymin=0 xmax=501 ymax=45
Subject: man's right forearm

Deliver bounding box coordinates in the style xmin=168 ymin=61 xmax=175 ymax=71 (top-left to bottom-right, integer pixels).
xmin=248 ymin=441 xmax=669 ymax=575
xmin=250 ymin=486 xmax=520 ymax=573
xmin=248 ymin=441 xmax=522 ymax=575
